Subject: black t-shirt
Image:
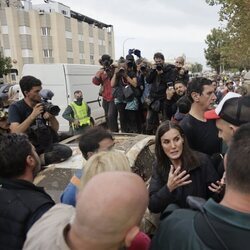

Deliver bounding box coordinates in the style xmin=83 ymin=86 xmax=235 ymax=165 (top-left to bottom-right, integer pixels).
xmin=180 ymin=114 xmax=221 ymax=156
xmin=8 ymin=99 xmax=55 ymax=154
xmin=8 ymin=99 xmax=35 ymax=125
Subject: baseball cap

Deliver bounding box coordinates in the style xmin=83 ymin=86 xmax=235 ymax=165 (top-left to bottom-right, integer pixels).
xmin=204 ymin=92 xmax=250 ymax=126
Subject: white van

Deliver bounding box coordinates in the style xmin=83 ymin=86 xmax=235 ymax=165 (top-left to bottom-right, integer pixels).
xmin=22 ymin=64 xmax=105 ymax=132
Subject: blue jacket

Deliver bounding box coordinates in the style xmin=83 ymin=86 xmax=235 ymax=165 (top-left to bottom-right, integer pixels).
xmin=60 ymin=169 xmax=83 ymax=206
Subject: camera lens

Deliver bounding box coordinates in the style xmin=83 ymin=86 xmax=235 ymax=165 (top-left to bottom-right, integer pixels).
xmin=103 ymin=60 xmax=110 ymax=67
xmin=127 ymin=62 xmax=133 ymax=68
xmin=156 ymin=64 xmax=163 ymax=71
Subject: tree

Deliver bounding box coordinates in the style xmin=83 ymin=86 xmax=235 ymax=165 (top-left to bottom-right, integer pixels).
xmin=204 ymin=28 xmax=224 ymax=74
xmin=190 ymin=62 xmax=203 ymax=73
xmin=206 ymin=0 xmax=250 ymax=70
xmin=0 ymin=53 xmax=12 ymax=77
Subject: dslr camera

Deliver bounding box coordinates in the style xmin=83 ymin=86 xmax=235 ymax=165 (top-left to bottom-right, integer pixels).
xmin=100 ymin=54 xmax=113 ymax=72
xmin=102 ymin=59 xmax=112 ymax=72
xmin=156 ymin=64 xmax=163 ymax=71
xmin=116 ymin=67 xmax=126 ymax=78
xmin=126 ymin=61 xmax=134 ymax=68
xmin=40 ymin=89 xmax=60 ymax=116
xmin=140 ymin=64 xmax=147 ymax=73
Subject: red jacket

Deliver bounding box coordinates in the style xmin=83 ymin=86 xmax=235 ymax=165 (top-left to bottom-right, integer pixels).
xmin=92 ymin=70 xmax=113 ymax=101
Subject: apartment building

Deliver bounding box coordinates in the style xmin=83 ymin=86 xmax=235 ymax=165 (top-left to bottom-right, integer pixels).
xmin=0 ymin=0 xmax=115 ymax=81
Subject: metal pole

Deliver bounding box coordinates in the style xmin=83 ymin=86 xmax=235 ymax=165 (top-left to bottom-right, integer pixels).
xmin=122 ymin=37 xmax=135 ymax=57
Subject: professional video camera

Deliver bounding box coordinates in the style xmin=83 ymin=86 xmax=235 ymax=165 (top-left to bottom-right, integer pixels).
xmin=39 ymin=89 xmax=60 ymax=116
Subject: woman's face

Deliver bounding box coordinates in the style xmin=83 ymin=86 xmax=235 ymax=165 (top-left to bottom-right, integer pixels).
xmin=160 ymin=128 xmax=184 ymax=161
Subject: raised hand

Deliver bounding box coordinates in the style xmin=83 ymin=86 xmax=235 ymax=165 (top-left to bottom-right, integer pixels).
xmin=167 ymin=165 xmax=192 ymax=192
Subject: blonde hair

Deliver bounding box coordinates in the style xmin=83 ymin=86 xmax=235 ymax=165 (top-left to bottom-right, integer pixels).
xmin=79 ymin=150 xmax=131 ymax=190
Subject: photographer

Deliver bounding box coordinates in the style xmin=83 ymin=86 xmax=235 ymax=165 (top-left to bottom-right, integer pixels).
xmin=111 ymin=57 xmax=138 ymax=133
xmin=136 ymin=58 xmax=151 ymax=133
xmin=145 ymin=52 xmax=176 ymax=134
xmin=173 ymin=56 xmax=189 ymax=84
xmin=8 ymin=76 xmax=72 ymax=166
xmin=92 ymin=54 xmax=118 ymax=132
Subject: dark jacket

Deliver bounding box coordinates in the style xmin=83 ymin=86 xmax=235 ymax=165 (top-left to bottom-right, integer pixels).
xmin=163 ymin=93 xmax=181 ymax=120
xmin=150 ymin=199 xmax=250 ymax=250
xmin=0 ymin=178 xmax=55 ymax=250
xmin=148 ymin=152 xmax=219 ymax=213
xmin=172 ymin=67 xmax=189 ymax=84
xmin=146 ymin=64 xmax=175 ymax=100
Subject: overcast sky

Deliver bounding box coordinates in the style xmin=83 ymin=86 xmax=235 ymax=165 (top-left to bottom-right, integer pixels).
xmin=31 ymin=0 xmax=221 ymax=68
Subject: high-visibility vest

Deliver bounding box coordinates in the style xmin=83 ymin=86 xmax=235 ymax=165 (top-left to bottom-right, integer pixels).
xmin=69 ymin=101 xmax=90 ymax=126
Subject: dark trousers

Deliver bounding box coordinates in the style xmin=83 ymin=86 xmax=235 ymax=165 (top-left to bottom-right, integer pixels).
xmin=126 ymin=110 xmax=138 ymax=133
xmin=43 ymin=143 xmax=72 ymax=166
xmin=146 ymin=109 xmax=160 ymax=135
xmin=116 ymin=102 xmax=127 ymax=132
xmin=103 ymin=99 xmax=118 ymax=132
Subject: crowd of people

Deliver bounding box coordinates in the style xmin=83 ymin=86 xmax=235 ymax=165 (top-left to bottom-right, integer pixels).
xmin=0 ymin=51 xmax=250 ymax=249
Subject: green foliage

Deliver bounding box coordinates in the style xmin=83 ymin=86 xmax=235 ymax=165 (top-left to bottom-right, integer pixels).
xmin=205 ymin=0 xmax=250 ymax=70
xmin=190 ymin=62 xmax=203 ymax=73
xmin=0 ymin=53 xmax=12 ymax=76
xmin=204 ymin=28 xmax=224 ymax=74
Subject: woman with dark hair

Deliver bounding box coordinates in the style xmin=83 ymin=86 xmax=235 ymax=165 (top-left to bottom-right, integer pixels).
xmin=149 ymin=121 xmax=219 ymax=213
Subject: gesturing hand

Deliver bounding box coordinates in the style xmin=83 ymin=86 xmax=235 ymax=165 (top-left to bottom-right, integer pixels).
xmin=208 ymin=171 xmax=226 ymax=194
xmin=208 ymin=181 xmax=225 ymax=193
xmin=167 ymin=165 xmax=192 ymax=192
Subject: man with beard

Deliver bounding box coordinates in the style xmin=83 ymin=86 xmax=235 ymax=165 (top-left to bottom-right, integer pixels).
xmin=163 ymin=80 xmax=187 ymax=120
xmin=62 ymin=90 xmax=91 ymax=135
xmin=8 ymin=76 xmax=72 ymax=166
xmin=0 ymin=133 xmax=55 ymax=249
xmin=172 ymin=56 xmax=189 ymax=85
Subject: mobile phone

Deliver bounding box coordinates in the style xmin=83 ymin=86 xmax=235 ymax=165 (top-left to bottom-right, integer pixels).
xmin=167 ymin=82 xmax=174 ymax=88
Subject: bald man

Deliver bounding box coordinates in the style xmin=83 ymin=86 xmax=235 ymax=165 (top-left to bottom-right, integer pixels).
xmin=23 ymin=172 xmax=149 ymax=250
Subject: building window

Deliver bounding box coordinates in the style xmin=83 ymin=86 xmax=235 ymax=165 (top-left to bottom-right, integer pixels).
xmin=41 ymin=27 xmax=51 ymax=36
xmin=11 ymin=74 xmax=17 ymax=81
xmin=62 ymin=10 xmax=67 ymax=15
xmin=90 ymin=55 xmax=94 ymax=60
xmin=43 ymin=49 xmax=52 ymax=58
